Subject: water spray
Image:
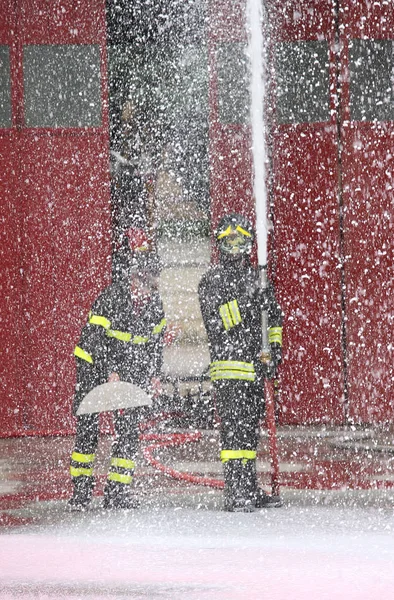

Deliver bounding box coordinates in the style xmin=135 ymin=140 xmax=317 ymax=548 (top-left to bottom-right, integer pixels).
xmin=247 ymin=0 xmax=281 ymax=498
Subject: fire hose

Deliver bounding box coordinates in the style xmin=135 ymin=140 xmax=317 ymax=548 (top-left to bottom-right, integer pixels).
xmin=139 ymin=406 xmax=280 ymax=495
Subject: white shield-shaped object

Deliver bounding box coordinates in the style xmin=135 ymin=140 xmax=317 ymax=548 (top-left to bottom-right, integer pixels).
xmin=76 ymin=381 xmax=152 ymax=415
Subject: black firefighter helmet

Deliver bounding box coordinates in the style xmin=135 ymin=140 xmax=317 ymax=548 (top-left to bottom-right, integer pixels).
xmin=215 ymin=213 xmax=255 ymax=256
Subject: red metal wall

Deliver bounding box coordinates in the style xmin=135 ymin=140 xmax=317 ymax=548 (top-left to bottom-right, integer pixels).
xmin=339 ymin=0 xmax=394 ymax=423
xmin=2 ymin=0 xmax=394 ymax=434
xmin=0 ymin=0 xmax=112 ymax=437
xmin=268 ymin=0 xmax=346 ymax=424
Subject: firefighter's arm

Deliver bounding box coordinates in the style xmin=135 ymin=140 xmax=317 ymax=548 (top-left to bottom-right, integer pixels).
xmin=73 ymin=293 xmax=111 ymax=372
xmin=198 ymin=275 xmax=234 ymax=338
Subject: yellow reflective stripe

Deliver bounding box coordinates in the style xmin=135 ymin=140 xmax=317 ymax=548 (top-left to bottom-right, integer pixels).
xmin=217 ymin=225 xmax=232 ymax=239
xmin=228 ymin=300 xmax=242 ymax=325
xmin=71 ymin=452 xmax=95 ymax=464
xmin=210 ymin=360 xmax=255 ymax=382
xmin=107 ymin=472 xmax=133 ymax=485
xmin=89 ymin=313 xmax=111 ymax=329
xmin=242 ymin=450 xmax=257 ymax=460
xmin=211 ymin=370 xmax=255 ymax=382
xmin=111 ymin=457 xmax=135 ymax=470
xmin=70 ymin=466 xmax=94 ymax=477
xmin=211 ymin=361 xmax=255 ymax=372
xmin=221 ymin=450 xmax=244 ymax=462
xmin=219 ymin=303 xmax=233 ymax=330
xmin=106 ymin=329 xmax=132 ymax=342
xmin=218 ymin=225 xmax=252 ymax=240
xmin=105 ymin=329 xmax=151 ymax=343
xmin=132 ymin=335 xmax=149 ymax=344
xmin=236 ymin=225 xmax=252 ymax=237
xmin=74 ymin=346 xmax=93 ymax=364
xmin=220 ymin=449 xmax=257 ymax=463
xmin=211 ymin=371 xmax=254 ymax=381
xmin=152 ymin=318 xmax=167 ymax=335
xmin=269 ymin=327 xmax=283 ymax=346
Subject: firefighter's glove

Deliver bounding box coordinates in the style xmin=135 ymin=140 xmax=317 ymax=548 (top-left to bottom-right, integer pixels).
xmin=259 ymin=343 xmax=281 ymax=379
xmin=258 ymin=350 xmax=275 ymax=379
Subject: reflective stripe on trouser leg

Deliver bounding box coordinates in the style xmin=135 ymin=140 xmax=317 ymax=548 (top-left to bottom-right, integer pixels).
xmin=220 ymin=449 xmax=257 ymax=464
xmin=70 ymin=451 xmax=95 ymax=478
xmin=107 ymin=457 xmax=136 ymax=485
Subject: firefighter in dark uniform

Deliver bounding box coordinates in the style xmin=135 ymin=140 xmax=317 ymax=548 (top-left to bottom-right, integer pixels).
xmin=68 ymin=230 xmax=166 ymax=510
xmin=198 ymin=214 xmax=283 ymax=512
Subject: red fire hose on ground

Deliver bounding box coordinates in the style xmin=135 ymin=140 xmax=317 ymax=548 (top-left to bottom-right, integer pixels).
xmin=139 ymin=385 xmax=281 ymax=497
xmin=141 ymin=429 xmax=224 ymax=490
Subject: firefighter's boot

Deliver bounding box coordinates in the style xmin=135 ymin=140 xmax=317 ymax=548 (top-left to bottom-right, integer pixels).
xmin=223 ymin=459 xmax=255 ymax=513
xmin=68 ymin=476 xmax=94 ymax=511
xmin=103 ymin=480 xmax=140 ymax=510
xmin=244 ymin=459 xmax=283 ymax=508
xmin=103 ymin=456 xmax=139 ymax=509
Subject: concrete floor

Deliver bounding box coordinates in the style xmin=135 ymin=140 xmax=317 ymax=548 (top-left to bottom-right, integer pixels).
xmin=1 ymin=421 xmax=394 ymax=529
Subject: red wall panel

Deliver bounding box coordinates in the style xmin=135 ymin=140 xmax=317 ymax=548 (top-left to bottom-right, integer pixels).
xmin=0 ymin=138 xmax=24 ymax=437
xmin=272 ymin=125 xmax=345 ymax=423
xmin=19 ymin=135 xmax=111 ymax=434
xmin=339 ymin=0 xmax=394 ymax=423
xmin=20 ymin=0 xmax=105 ymax=44
xmin=262 ymin=0 xmax=346 ymax=423
xmin=0 ymin=0 xmax=111 ymax=437
xmin=0 ymin=5 xmax=21 ymax=436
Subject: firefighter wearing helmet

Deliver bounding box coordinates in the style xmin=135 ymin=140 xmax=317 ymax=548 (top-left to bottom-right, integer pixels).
xmin=68 ymin=228 xmax=166 ymax=510
xmin=198 ymin=213 xmax=283 ymax=512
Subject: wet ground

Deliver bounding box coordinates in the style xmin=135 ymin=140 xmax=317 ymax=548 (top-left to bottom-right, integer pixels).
xmin=1 ymin=423 xmax=394 ymax=599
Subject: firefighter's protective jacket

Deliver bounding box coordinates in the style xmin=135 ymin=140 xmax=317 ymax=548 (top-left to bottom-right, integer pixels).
xmin=73 ymin=282 xmax=166 ymax=413
xmin=198 ymin=259 xmax=283 ymax=383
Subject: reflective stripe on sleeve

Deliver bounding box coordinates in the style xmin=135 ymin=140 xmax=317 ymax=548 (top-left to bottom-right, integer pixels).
xmin=132 ymin=335 xmax=149 ymax=344
xmin=89 ymin=312 xmax=111 ymax=329
xmin=269 ymin=326 xmax=283 ymax=346
xmin=219 ymin=303 xmax=233 ymax=330
xmin=106 ymin=329 xmax=132 ymax=342
xmin=152 ymin=318 xmax=167 ymax=336
xmin=219 ymin=300 xmax=241 ymax=330
xmin=106 ymin=330 xmax=151 ymax=344
xmin=74 ymin=346 xmax=93 ymax=364
xmin=228 ymin=299 xmax=242 ymax=325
